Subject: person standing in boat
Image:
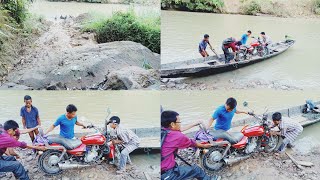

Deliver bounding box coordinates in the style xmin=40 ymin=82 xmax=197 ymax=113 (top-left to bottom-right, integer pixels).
xmin=221 ymin=37 xmax=241 ymax=63
xmin=207 ymin=97 xmax=249 ymax=143
xmin=240 ymin=30 xmax=252 ymax=45
xmin=198 ymin=34 xmax=214 ymax=57
xmin=260 ymin=32 xmax=273 ymax=53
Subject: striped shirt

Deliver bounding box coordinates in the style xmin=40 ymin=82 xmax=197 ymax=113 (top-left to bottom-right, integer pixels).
xmin=112 ymin=125 xmax=140 ymax=148
xmin=279 ymin=117 xmax=303 ymax=143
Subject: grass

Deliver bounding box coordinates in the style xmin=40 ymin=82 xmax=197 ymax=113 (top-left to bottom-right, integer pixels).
xmin=82 ymin=10 xmax=160 ymax=53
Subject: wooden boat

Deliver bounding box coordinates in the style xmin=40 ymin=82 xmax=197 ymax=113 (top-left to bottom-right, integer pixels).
xmin=161 ymin=39 xmax=295 ymax=78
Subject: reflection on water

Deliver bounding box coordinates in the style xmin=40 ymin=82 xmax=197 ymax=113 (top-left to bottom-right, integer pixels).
xmin=0 ymin=90 xmax=160 ymax=143
xmin=161 ymin=11 xmax=320 ymax=89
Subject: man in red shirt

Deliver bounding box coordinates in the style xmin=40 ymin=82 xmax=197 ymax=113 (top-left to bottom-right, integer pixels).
xmin=222 ymin=37 xmax=240 ymax=63
xmin=161 ymin=111 xmax=220 ymax=180
xmin=0 ymin=120 xmax=46 ymax=180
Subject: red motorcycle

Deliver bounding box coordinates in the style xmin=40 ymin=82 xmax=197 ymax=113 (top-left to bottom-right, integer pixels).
xmin=195 ymin=104 xmax=279 ymax=172
xmin=237 ymin=37 xmax=269 ymax=61
xmin=36 ymin=110 xmax=120 ymax=174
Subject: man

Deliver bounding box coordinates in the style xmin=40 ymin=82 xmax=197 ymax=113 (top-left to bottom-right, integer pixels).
xmin=207 ymin=98 xmax=249 ymax=144
xmin=107 ymin=116 xmax=140 ymax=174
xmin=240 ymin=30 xmax=252 ymax=45
xmin=45 ymin=104 xmax=86 ymax=139
xmin=260 ymin=32 xmax=273 ymax=53
xmin=0 ymin=120 xmax=46 ymax=180
xmin=270 ymin=112 xmax=303 ymax=153
xmin=161 ymin=110 xmax=219 ymax=180
xmin=221 ymin=37 xmax=241 ymax=63
xmin=199 ymin=34 xmax=214 ymax=57
xmin=20 ymin=95 xmax=41 ymax=142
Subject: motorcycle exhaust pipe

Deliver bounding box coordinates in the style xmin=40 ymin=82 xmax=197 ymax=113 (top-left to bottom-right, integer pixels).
xmin=223 ymin=155 xmax=250 ymax=165
xmin=58 ymin=163 xmax=90 ymax=170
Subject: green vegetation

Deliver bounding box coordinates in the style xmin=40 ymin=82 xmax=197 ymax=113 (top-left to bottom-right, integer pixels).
xmin=240 ymin=0 xmax=261 ymax=15
xmin=313 ymin=0 xmax=320 ymax=15
xmin=161 ymin=0 xmax=224 ymax=13
xmin=82 ymin=11 xmax=160 ymax=53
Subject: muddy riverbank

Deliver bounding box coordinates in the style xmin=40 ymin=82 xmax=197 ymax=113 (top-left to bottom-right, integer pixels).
xmin=0 ymin=149 xmax=160 ymax=180
xmin=0 ymin=14 xmax=160 ymax=90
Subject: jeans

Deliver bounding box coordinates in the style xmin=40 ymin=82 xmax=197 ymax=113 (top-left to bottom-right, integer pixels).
xmin=0 ymin=156 xmax=30 ymax=180
xmin=118 ymin=143 xmax=138 ymax=170
xmin=210 ymin=129 xmax=238 ymax=144
xmin=161 ymin=165 xmax=211 ymax=180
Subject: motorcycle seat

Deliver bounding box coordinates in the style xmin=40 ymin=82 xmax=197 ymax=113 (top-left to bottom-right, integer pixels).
xmin=48 ymin=136 xmax=82 ymax=150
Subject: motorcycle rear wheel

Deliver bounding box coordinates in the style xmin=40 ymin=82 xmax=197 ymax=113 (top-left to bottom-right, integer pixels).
xmin=200 ymin=147 xmax=226 ymax=172
xmin=38 ymin=150 xmax=68 ymax=175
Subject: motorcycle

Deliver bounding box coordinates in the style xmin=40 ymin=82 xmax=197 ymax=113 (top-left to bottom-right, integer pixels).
xmin=237 ymin=37 xmax=269 ymax=61
xmin=35 ymin=108 xmax=120 ymax=175
xmin=195 ymin=103 xmax=279 ymax=172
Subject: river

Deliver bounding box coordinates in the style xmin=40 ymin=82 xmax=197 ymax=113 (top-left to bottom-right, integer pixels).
xmin=0 ymin=90 xmax=160 ymax=142
xmin=28 ymin=0 xmax=159 ymax=20
xmin=161 ymin=11 xmax=320 ymax=89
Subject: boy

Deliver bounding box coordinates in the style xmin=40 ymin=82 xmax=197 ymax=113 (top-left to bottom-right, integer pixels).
xmin=107 ymin=116 xmax=140 ymax=174
xmin=161 ymin=110 xmax=219 ymax=180
xmin=21 ymin=95 xmax=41 ymax=142
xmin=270 ymin=112 xmax=303 ymax=153
xmin=0 ymin=120 xmax=46 ymax=180
xmin=199 ymin=34 xmax=214 ymax=57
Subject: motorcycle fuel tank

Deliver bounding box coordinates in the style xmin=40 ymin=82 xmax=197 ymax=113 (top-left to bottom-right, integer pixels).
xmin=81 ymin=133 xmax=106 ymax=145
xmin=241 ymin=125 xmax=264 ymax=137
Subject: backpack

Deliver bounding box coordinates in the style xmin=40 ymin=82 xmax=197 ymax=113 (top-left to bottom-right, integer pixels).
xmin=223 ymin=37 xmax=236 ymax=45
xmin=161 ymin=128 xmax=191 ymax=166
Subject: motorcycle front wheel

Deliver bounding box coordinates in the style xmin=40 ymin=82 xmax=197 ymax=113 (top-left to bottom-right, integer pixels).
xmin=38 ymin=150 xmax=68 ymax=175
xmin=264 ymin=135 xmax=279 ymax=153
xmin=200 ymin=147 xmax=226 ymax=172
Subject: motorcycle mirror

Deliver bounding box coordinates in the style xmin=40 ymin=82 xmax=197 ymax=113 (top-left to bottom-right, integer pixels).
xmin=243 ymin=101 xmax=248 ymax=107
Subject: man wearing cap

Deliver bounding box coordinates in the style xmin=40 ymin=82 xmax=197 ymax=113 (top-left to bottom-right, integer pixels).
xmin=0 ymin=120 xmax=46 ymax=180
xmin=107 ymin=116 xmax=140 ymax=174
xmin=199 ymin=34 xmax=214 ymax=57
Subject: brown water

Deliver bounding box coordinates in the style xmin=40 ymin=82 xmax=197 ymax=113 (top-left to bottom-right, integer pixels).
xmin=29 ymin=0 xmax=159 ymax=19
xmin=0 ymin=90 xmax=160 ymax=142
xmin=161 ymin=11 xmax=320 ymax=89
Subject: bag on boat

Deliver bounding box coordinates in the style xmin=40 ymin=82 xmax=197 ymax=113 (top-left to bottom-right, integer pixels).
xmin=223 ymin=37 xmax=236 ymax=45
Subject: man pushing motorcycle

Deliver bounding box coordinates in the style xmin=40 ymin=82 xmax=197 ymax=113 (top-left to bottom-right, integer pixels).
xmin=107 ymin=116 xmax=140 ymax=174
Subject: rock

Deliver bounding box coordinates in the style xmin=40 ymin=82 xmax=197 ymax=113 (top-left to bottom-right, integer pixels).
xmin=103 ymin=67 xmax=159 ymax=90
xmin=280 ymin=85 xmax=289 ymax=90
xmin=226 ymin=173 xmax=233 ymax=177
xmin=6 ymin=173 xmax=12 ymax=178
xmin=0 ymin=82 xmax=32 ymax=90
xmin=26 ymin=156 xmax=33 ymax=162
xmin=5 ymin=41 xmax=160 ymax=90
xmin=166 ymin=82 xmax=176 ymax=88
xmin=229 ymin=79 xmax=234 ymax=83
xmin=161 ymin=78 xmax=169 ymax=83
xmin=149 ymin=165 xmax=156 ymax=170
xmin=62 ymin=177 xmax=70 ymax=180
xmin=0 ymin=172 xmax=6 ymax=178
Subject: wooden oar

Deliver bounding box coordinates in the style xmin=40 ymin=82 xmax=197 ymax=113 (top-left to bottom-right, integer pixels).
xmin=210 ymin=47 xmax=221 ymax=59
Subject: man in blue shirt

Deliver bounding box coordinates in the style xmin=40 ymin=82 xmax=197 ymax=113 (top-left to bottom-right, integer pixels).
xmin=199 ymin=34 xmax=214 ymax=57
xmin=45 ymin=104 xmax=86 ymax=139
xmin=20 ymin=95 xmax=41 ymax=142
xmin=207 ymin=98 xmax=249 ymax=143
xmin=240 ymin=30 xmax=252 ymax=45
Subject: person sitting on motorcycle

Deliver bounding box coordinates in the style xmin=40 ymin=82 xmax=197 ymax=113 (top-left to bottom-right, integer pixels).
xmin=270 ymin=112 xmax=303 ymax=154
xmin=240 ymin=30 xmax=252 ymax=45
xmin=161 ymin=110 xmax=220 ymax=180
xmin=45 ymin=104 xmax=87 ymax=139
xmin=222 ymin=37 xmax=241 ymax=63
xmin=107 ymin=116 xmax=140 ymax=174
xmin=207 ymin=98 xmax=249 ymax=144
xmin=260 ymin=32 xmax=273 ymax=53
xmin=0 ymin=120 xmax=46 ymax=180
xmin=199 ymin=34 xmax=214 ymax=58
